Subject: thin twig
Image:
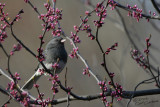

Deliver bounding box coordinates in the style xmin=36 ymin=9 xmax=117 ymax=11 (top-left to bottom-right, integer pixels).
xmin=65 ymin=67 xmax=68 ymax=88
xmin=0 ymin=43 xmax=9 ymax=57
xmin=28 ymin=1 xmax=45 ymax=23
xmin=36 ymin=86 xmax=44 ymax=106
xmin=158 ymin=67 xmax=160 ymax=86
xmin=145 ymin=35 xmax=160 ymax=88
xmin=95 ymin=0 xmax=116 ymax=89
xmin=38 ymin=22 xmax=48 ymax=57
xmin=109 ymin=1 xmax=160 ymax=20
xmin=1 ymin=97 xmax=12 ymax=107
xmin=126 ymin=75 xmax=160 ymax=107
xmin=66 ymin=94 xmax=70 ymax=107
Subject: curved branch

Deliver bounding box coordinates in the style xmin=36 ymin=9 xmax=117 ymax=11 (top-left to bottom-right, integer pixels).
xmin=29 ymin=92 xmax=111 ymax=105
xmin=28 ymin=88 xmax=160 ymax=105
xmin=0 ymin=43 xmax=9 ymax=57
xmin=151 ymin=0 xmax=160 ymax=14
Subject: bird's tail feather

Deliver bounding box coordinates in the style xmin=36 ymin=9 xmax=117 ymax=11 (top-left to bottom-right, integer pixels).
xmin=21 ymin=71 xmax=41 ymax=90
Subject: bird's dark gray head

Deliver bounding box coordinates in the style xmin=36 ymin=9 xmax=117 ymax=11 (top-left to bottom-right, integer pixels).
xmin=46 ymin=36 xmax=66 ymax=49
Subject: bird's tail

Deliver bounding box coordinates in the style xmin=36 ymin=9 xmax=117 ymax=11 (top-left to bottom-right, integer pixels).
xmin=21 ymin=71 xmax=41 ymax=90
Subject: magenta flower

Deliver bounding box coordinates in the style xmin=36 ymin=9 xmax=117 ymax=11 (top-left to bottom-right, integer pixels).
xmin=52 ymin=62 xmax=59 ymax=69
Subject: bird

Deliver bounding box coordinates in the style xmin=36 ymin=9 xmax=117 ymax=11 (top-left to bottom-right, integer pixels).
xmin=22 ymin=36 xmax=68 ymax=90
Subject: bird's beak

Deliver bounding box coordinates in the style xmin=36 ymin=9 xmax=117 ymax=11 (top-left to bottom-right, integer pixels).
xmin=61 ymin=39 xmax=66 ymax=43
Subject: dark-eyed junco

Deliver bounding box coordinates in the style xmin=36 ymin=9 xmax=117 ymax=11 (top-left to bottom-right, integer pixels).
xmin=22 ymin=36 xmax=68 ymax=90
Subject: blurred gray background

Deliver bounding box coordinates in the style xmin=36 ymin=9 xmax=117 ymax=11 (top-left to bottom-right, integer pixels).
xmin=0 ymin=0 xmax=160 ymax=107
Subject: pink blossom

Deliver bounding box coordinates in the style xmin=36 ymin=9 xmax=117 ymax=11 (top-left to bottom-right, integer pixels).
xmin=85 ymin=11 xmax=89 ymax=15
xmin=24 ymin=0 xmax=29 ymax=3
xmin=52 ymin=62 xmax=59 ymax=69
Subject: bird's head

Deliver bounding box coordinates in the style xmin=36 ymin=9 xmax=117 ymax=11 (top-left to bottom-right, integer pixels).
xmin=46 ymin=36 xmax=66 ymax=49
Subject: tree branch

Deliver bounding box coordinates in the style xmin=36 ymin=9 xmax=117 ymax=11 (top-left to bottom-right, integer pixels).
xmin=151 ymin=0 xmax=160 ymax=14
